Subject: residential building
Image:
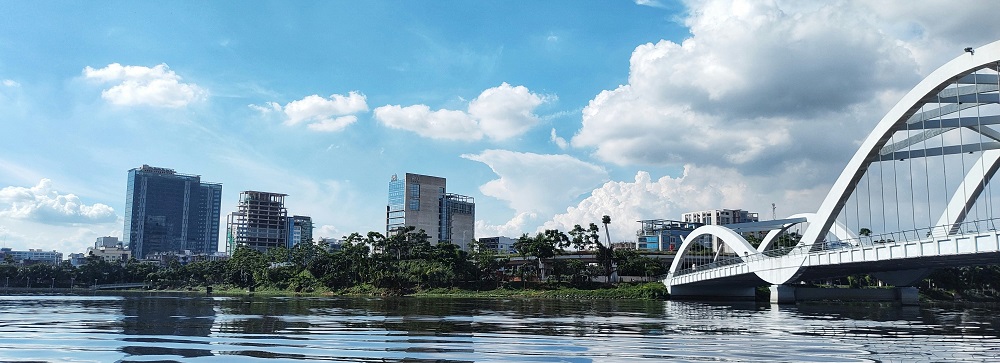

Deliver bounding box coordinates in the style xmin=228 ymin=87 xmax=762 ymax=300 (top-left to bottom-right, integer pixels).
xmin=226 ymin=191 xmax=288 ymax=253
xmin=286 ymin=215 xmax=313 ymax=248
xmin=0 ymin=248 xmax=63 ymax=265
xmin=635 ymin=219 xmax=705 ymax=252
xmin=87 ymin=244 xmax=131 ymax=264
xmin=681 ymin=209 xmax=759 ymax=253
xmin=478 ymin=236 xmax=517 ymax=254
xmin=67 ymin=253 xmax=88 ymax=267
xmin=386 ymin=173 xmax=476 ymax=250
xmin=124 ymin=165 xmax=222 ymax=258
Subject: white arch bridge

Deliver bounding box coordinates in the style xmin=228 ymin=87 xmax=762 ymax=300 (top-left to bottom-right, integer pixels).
xmin=664 ymin=40 xmax=1000 ymax=301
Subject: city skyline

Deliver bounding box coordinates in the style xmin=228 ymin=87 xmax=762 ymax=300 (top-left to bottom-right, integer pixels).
xmin=2 ymin=1 xmax=998 ymax=255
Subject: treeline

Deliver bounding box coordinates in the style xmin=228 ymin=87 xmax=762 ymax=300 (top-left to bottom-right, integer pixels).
xmin=0 ymin=224 xmax=668 ymax=294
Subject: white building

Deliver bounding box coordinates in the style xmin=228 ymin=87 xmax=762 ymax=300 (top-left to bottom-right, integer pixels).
xmin=682 ymin=209 xmax=759 ymax=253
xmin=477 ymin=236 xmax=516 ymax=254
xmin=0 ymin=248 xmax=63 ymax=265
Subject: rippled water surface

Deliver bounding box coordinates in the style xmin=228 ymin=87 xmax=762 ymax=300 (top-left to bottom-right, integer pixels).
xmin=0 ymin=293 xmax=998 ymax=362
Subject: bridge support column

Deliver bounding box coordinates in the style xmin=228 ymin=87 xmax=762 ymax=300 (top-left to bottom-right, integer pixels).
xmin=668 ymin=286 xmax=756 ymax=300
xmin=768 ymin=285 xmax=921 ymax=305
xmin=770 ymin=285 xmax=796 ymax=304
xmin=897 ymin=287 xmax=919 ymax=306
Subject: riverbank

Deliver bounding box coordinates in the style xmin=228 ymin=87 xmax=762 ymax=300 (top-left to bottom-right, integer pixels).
xmin=46 ymin=282 xmax=671 ymax=300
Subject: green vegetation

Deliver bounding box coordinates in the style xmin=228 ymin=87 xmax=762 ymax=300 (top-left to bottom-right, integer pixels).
xmin=0 ymin=223 xmax=671 ymax=301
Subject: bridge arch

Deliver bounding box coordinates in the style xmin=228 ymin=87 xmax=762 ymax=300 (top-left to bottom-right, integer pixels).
xmin=665 ymin=39 xmax=1000 ymax=293
xmin=800 ymin=40 xmax=1000 ymax=250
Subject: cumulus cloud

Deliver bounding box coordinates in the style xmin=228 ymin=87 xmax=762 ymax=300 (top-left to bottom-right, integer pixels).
xmin=0 ymin=179 xmax=117 ymax=224
xmin=251 ymin=92 xmax=368 ymax=132
xmin=462 ymin=150 xmax=609 ymax=218
xmin=500 ymin=0 xmax=995 ymax=239
xmin=542 ymin=167 xmax=749 ymax=239
xmin=572 ymin=0 xmax=926 ymax=173
xmin=374 ymin=83 xmax=549 ymax=141
xmin=83 ymin=63 xmax=206 ymax=107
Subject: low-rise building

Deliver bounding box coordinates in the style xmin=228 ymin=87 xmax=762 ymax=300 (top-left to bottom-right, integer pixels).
xmin=635 ymin=219 xmax=705 ymax=252
xmin=681 ymin=209 xmax=759 ymax=253
xmin=0 ymin=248 xmax=63 ymax=265
xmin=478 ymin=236 xmax=516 ymax=254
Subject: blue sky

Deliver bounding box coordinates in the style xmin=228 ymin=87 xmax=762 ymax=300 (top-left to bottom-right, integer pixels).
xmin=1 ymin=0 xmax=997 ymax=255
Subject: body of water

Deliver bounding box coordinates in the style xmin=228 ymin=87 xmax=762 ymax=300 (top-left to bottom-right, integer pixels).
xmin=0 ymin=292 xmax=998 ymax=362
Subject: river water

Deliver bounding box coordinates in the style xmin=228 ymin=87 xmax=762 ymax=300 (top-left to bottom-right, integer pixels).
xmin=0 ymin=293 xmax=998 ymax=362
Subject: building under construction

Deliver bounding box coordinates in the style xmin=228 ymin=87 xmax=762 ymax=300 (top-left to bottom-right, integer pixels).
xmin=226 ymin=191 xmax=288 ymax=253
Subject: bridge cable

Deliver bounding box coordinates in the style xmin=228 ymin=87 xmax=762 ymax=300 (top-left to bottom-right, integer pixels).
xmin=924 ymin=95 xmax=937 ymax=236
xmin=955 ymin=81 xmax=969 ymax=234
xmin=908 ymin=105 xmax=918 ymax=241
xmin=891 ymin=130 xmax=902 ymax=239
xmin=984 ymin=68 xmax=997 ymax=228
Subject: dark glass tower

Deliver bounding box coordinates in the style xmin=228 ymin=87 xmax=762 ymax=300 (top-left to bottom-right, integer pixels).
xmin=124 ymin=165 xmax=223 ymax=258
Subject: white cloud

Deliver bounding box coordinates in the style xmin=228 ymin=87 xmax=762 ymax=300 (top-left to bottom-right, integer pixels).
xmin=504 ymin=0 xmax=997 ymax=240
xmin=374 ymin=104 xmax=482 ymax=140
xmin=543 ymin=167 xmax=749 ymax=240
xmin=0 ymin=179 xmax=117 ymax=224
xmin=83 ymin=63 xmax=206 ymax=108
xmin=2 ymin=79 xmax=19 ymax=87
xmin=251 ymin=92 xmax=368 ymax=133
xmin=314 ymin=224 xmax=343 ymax=240
xmin=476 ymin=211 xmax=539 ymax=238
xmin=461 ymin=150 xmax=609 ymax=217
xmin=306 ymin=115 xmax=359 ymax=132
xmin=573 ymin=0 xmax=924 ymax=173
xmin=550 ymin=128 xmax=568 ymax=149
xmin=374 ymin=83 xmax=549 ymax=141
xmin=635 ymin=0 xmax=666 ymax=8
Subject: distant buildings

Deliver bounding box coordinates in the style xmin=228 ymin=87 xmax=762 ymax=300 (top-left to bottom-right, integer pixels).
xmin=478 ymin=236 xmax=516 ymax=254
xmin=226 ymin=191 xmax=289 ymax=253
xmin=287 ymin=215 xmax=313 ymax=248
xmin=87 ymin=236 xmax=129 ymax=264
xmin=386 ymin=173 xmax=476 ymax=250
xmin=0 ymin=248 xmax=63 ymax=265
xmin=635 ymin=219 xmax=704 ymax=252
xmin=123 ymin=165 xmax=222 ymax=259
xmin=681 ymin=209 xmax=759 ymax=253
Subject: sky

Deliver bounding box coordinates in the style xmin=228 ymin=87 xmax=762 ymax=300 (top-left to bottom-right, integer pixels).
xmin=1 ymin=0 xmax=999 ymax=255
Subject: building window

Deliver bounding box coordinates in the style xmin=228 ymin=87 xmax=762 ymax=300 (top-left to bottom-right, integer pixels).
xmin=409 ymin=184 xmax=420 ymax=198
xmin=409 ymin=200 xmax=419 ymax=211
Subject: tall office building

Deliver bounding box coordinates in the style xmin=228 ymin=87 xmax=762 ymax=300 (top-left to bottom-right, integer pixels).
xmin=226 ymin=191 xmax=288 ymax=253
xmin=387 ymin=173 xmax=476 ymax=250
xmin=124 ymin=165 xmax=223 ymax=258
xmin=287 ymin=215 xmax=313 ymax=248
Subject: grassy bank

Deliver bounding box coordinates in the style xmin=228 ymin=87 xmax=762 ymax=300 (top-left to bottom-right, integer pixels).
xmin=136 ymin=282 xmax=670 ymax=300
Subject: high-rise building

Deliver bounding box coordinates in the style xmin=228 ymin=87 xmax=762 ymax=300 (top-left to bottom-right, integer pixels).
xmin=124 ymin=165 xmax=223 ymax=259
xmin=226 ymin=191 xmax=288 ymax=253
xmin=287 ymin=215 xmax=313 ymax=248
xmin=386 ymin=173 xmax=476 ymax=250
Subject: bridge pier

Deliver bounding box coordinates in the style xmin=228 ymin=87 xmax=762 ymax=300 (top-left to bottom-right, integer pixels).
xmin=668 ymin=285 xmax=756 ymax=301
xmin=769 ymin=285 xmax=919 ymax=305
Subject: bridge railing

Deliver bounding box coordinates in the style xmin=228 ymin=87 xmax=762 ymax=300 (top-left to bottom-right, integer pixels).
xmin=665 ymin=217 xmax=1000 ymax=279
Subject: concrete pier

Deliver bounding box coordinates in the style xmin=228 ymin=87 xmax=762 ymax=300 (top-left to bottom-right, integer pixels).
xmin=770 ymin=285 xmax=919 ymax=305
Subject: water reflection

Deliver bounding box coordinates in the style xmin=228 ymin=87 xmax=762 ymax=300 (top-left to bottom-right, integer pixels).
xmin=1 ymin=293 xmax=1000 ymax=362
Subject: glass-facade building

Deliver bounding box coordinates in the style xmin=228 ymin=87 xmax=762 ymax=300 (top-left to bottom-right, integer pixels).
xmin=386 ymin=173 xmax=475 ymax=250
xmin=635 ymin=219 xmax=704 ymax=252
xmin=123 ymin=165 xmax=223 ymax=258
